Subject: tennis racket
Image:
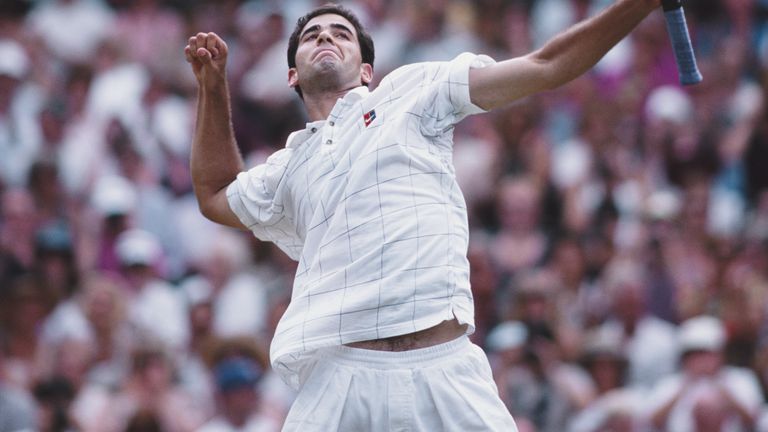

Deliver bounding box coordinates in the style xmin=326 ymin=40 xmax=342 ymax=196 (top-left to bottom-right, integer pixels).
xmin=661 ymin=0 xmax=702 ymax=85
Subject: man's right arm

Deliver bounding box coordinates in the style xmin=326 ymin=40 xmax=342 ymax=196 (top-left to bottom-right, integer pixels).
xmin=185 ymin=32 xmax=246 ymax=229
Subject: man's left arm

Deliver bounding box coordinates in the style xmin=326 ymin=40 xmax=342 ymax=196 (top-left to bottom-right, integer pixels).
xmin=469 ymin=0 xmax=661 ymax=110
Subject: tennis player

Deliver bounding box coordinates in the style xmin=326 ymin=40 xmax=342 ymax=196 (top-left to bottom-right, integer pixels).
xmin=185 ymin=1 xmax=660 ymax=430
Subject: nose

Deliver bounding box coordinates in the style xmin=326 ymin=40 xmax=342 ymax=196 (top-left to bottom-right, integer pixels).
xmin=316 ymin=28 xmax=333 ymax=44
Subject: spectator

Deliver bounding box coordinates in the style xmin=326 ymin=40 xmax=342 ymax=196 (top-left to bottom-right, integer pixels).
xmin=176 ymin=275 xmax=217 ymax=418
xmin=191 ymin=230 xmax=270 ymax=340
xmin=467 ymin=232 xmax=502 ymax=345
xmin=25 ymin=0 xmax=115 ymax=65
xmin=0 ymin=333 xmax=37 ymax=432
xmin=202 ymin=336 xmax=283 ymax=427
xmin=596 ymin=257 xmax=678 ymax=390
xmin=199 ymin=356 xmax=280 ymax=432
xmin=0 ymin=188 xmax=39 ymax=277
xmin=92 ymin=342 xmax=206 ymax=432
xmin=115 ymin=228 xmax=189 ymax=353
xmin=486 ymin=320 xmax=530 ymax=422
xmin=569 ymin=326 xmax=647 ymax=432
xmin=32 ymin=375 xmax=78 ymax=432
xmin=490 ymin=175 xmax=551 ymax=276
xmin=0 ymin=38 xmax=41 ymax=188
xmin=496 ymin=318 xmax=595 ymax=432
xmin=90 ymin=174 xmax=138 ymax=274
xmin=76 ymin=271 xmax=133 ymax=388
xmin=646 ymin=315 xmax=764 ymax=432
xmin=36 ymin=222 xmax=87 ymax=345
xmin=111 ymin=0 xmax=186 ymax=82
xmin=26 ymin=159 xmax=67 ymax=225
xmin=65 ymin=273 xmax=134 ymax=430
xmin=0 ymin=274 xmax=55 ymax=390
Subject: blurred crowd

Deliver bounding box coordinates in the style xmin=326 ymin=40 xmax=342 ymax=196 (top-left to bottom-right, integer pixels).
xmin=0 ymin=0 xmax=767 ymax=431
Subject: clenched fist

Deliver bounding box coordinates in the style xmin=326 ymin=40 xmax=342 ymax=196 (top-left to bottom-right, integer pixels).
xmin=184 ymin=32 xmax=229 ymax=88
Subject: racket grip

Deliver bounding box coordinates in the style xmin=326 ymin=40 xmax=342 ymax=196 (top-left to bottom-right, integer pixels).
xmin=662 ymin=4 xmax=703 ymax=85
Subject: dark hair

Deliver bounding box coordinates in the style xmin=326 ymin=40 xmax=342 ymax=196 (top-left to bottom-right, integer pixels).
xmin=33 ymin=376 xmax=76 ymax=431
xmin=286 ymin=3 xmax=375 ymax=97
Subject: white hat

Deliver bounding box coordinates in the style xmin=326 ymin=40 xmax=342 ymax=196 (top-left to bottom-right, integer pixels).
xmin=583 ymin=325 xmax=626 ymax=360
xmin=486 ymin=321 xmax=528 ymax=352
xmin=645 ymin=85 xmax=693 ymax=124
xmin=115 ymin=229 xmax=162 ymax=267
xmin=91 ymin=175 xmax=137 ymax=216
xmin=181 ymin=275 xmax=213 ymax=306
xmin=0 ymin=39 xmax=29 ymax=80
xmin=644 ymin=188 xmax=682 ymax=221
xmin=678 ymin=315 xmax=726 ymax=353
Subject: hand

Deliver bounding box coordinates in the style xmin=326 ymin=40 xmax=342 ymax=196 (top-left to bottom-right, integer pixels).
xmin=184 ymin=32 xmax=229 ymax=87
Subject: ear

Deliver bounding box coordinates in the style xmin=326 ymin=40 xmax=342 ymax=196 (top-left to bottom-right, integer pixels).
xmin=360 ymin=63 xmax=373 ymax=85
xmin=288 ymin=68 xmax=299 ymax=88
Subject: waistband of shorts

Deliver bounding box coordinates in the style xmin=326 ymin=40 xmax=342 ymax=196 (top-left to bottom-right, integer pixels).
xmin=321 ymin=335 xmax=472 ymax=369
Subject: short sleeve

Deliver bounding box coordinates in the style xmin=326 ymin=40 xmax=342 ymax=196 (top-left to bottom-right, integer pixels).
xmin=419 ymin=52 xmax=496 ymax=136
xmin=226 ymin=148 xmax=302 ymax=260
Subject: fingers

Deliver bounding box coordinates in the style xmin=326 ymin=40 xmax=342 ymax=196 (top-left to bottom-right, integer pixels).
xmin=185 ymin=32 xmax=228 ymax=64
xmin=205 ymin=34 xmax=221 ymax=59
xmin=183 ymin=45 xmax=196 ymax=64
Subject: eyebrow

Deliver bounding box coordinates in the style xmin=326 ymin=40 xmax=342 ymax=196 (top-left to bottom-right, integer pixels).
xmin=300 ymin=23 xmax=354 ymax=40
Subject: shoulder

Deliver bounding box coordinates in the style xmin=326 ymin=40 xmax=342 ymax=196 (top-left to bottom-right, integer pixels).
xmin=375 ymin=62 xmax=435 ymax=90
xmin=721 ymin=365 xmax=761 ymax=386
xmin=374 ymin=53 xmax=494 ymax=95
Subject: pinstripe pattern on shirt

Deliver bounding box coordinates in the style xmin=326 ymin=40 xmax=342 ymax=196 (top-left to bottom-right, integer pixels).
xmin=227 ymin=52 xmax=496 ymax=389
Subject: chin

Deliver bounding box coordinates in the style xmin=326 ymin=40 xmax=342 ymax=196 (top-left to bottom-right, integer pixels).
xmin=316 ymin=57 xmax=341 ymax=70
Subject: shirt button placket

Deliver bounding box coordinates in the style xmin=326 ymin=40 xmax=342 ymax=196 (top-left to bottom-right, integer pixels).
xmin=323 ymin=119 xmax=336 ymax=145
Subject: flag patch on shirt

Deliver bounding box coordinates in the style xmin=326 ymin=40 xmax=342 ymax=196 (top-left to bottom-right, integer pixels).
xmin=363 ymin=109 xmax=376 ymax=127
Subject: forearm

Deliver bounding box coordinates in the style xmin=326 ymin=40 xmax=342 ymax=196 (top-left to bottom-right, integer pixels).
xmin=470 ymin=0 xmax=659 ymax=109
xmin=530 ymin=0 xmax=658 ymax=89
xmin=190 ymin=79 xmax=244 ymax=216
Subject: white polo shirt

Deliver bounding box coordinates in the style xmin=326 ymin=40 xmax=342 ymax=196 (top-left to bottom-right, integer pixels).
xmin=227 ymin=52 xmax=495 ymax=389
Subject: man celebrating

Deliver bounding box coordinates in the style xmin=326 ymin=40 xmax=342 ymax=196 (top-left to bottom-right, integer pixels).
xmin=185 ymin=1 xmax=660 ymax=430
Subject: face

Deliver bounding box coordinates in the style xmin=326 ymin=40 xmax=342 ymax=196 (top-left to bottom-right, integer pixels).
xmin=683 ymin=350 xmax=722 ymax=377
xmin=221 ymin=386 xmax=258 ymax=417
xmin=288 ymin=14 xmax=372 ymax=95
xmin=497 ymin=178 xmax=540 ymax=231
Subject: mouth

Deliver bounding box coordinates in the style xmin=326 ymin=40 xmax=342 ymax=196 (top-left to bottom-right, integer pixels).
xmin=313 ymin=49 xmax=340 ymax=61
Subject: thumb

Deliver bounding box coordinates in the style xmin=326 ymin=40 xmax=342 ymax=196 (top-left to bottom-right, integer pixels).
xmin=196 ymin=47 xmax=212 ymax=64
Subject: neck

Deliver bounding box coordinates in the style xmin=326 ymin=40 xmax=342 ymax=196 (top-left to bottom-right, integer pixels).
xmin=302 ymin=84 xmax=360 ymax=121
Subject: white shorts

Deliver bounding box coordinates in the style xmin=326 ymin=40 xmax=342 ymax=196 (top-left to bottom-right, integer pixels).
xmin=281 ymin=336 xmax=518 ymax=431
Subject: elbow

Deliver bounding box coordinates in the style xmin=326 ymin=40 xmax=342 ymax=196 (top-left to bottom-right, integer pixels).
xmin=193 ymin=186 xmax=221 ymax=222
xmin=196 ymin=196 xmax=218 ymax=222
xmin=524 ymin=53 xmax=560 ymax=91
xmin=526 ymin=52 xmax=582 ymax=91
xmin=194 ymin=186 xmax=244 ymax=229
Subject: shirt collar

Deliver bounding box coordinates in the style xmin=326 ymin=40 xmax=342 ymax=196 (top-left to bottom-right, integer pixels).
xmin=343 ymin=86 xmax=370 ymax=103
xmin=286 ymin=86 xmax=370 ymax=149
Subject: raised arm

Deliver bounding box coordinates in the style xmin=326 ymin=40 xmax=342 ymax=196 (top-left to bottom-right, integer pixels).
xmin=184 ymin=32 xmax=245 ymax=229
xmin=469 ymin=0 xmax=661 ymax=110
